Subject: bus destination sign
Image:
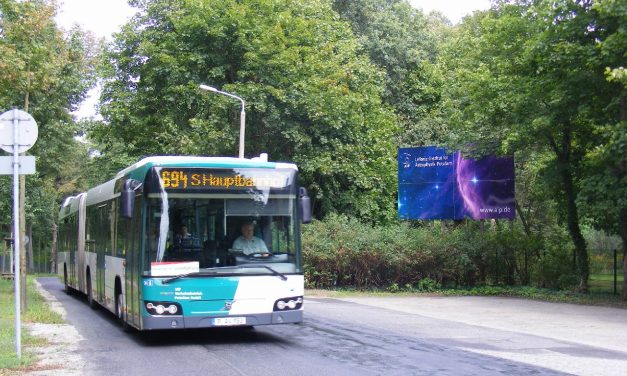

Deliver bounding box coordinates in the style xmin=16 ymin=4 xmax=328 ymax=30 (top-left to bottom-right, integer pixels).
xmin=159 ymin=168 xmax=292 ymax=191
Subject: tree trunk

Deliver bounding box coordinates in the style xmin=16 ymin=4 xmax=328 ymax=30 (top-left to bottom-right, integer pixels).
xmin=9 ymin=232 xmax=13 ymax=275
xmin=0 ymin=246 xmax=3 ymax=274
xmin=560 ymin=162 xmax=589 ymax=293
xmin=27 ymin=224 xmax=34 ymax=272
xmin=622 ymin=242 xmax=626 ymax=301
xmin=549 ymin=128 xmax=589 ymax=293
xmin=515 ymin=200 xmax=531 ymax=236
xmin=619 ymin=97 xmax=626 ymax=300
xmin=620 ymin=206 xmax=627 ymax=300
xmin=561 ymin=164 xmax=588 ymax=292
xmin=51 ymin=222 xmax=58 ymax=274
xmin=0 ymin=236 xmax=5 ymax=274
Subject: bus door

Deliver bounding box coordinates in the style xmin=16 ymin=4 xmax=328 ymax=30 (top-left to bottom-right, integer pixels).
xmin=96 ymin=205 xmax=106 ymax=304
xmin=124 ymin=195 xmax=143 ymax=327
xmin=77 ymin=193 xmax=87 ymax=292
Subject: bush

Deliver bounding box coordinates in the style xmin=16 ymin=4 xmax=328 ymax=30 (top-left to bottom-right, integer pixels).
xmin=416 ymin=277 xmax=438 ymax=291
xmin=531 ymin=227 xmax=578 ymax=290
xmin=303 ymin=214 xmax=439 ymax=288
xmin=303 ymin=215 xmax=574 ymax=290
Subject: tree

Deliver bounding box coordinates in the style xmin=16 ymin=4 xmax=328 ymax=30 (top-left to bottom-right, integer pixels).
xmin=440 ymin=0 xmax=624 ymax=292
xmin=98 ymin=0 xmax=399 ymax=223
xmin=0 ymin=0 xmax=98 ymax=277
xmin=1 ymin=0 xmax=98 ymax=187
xmin=332 ymin=0 xmax=449 ymax=147
xmin=577 ymin=0 xmax=627 ymax=299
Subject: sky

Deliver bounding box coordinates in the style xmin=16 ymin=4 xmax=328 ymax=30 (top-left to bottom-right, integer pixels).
xmin=55 ymin=0 xmax=492 ymax=118
xmin=55 ymin=0 xmax=137 ymax=41
xmin=409 ymin=0 xmax=491 ymax=23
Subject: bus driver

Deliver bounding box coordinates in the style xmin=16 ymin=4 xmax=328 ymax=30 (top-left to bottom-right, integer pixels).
xmin=232 ymin=222 xmax=270 ymax=255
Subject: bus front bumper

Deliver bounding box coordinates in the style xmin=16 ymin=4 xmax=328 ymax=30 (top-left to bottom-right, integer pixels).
xmin=141 ymin=310 xmax=303 ymax=330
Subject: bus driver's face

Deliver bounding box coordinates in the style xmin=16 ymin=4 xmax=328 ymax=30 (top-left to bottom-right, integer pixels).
xmin=242 ymin=224 xmax=254 ymax=240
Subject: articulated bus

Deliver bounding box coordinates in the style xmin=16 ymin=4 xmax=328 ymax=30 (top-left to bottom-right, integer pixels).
xmin=57 ymin=155 xmax=311 ymax=330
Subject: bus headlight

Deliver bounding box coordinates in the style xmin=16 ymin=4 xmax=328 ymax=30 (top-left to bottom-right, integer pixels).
xmin=273 ymin=296 xmax=303 ymax=311
xmin=168 ymin=304 xmax=178 ymax=314
xmin=145 ymin=301 xmax=182 ymax=316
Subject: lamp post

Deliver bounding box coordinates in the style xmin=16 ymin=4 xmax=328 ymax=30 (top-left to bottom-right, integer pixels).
xmin=199 ymin=84 xmax=246 ymax=159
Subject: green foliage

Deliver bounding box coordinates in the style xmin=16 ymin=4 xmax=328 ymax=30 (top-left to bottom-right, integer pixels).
xmin=435 ymin=0 xmax=627 ymax=292
xmin=513 ymin=150 xmax=561 ymax=237
xmin=0 ymin=0 xmax=98 ymax=276
xmin=576 ymin=0 xmax=626 ymax=298
xmin=589 ymin=253 xmax=616 ymax=276
xmin=0 ymin=0 xmax=98 ymax=174
xmin=531 ymin=227 xmax=578 ymax=290
xmin=0 ymin=0 xmax=622 ymax=298
xmin=388 ymin=282 xmax=400 ymax=293
xmin=332 ymin=0 xmax=449 ymax=146
xmin=593 ymin=0 xmax=627 ymax=88
xmin=415 ymin=277 xmax=438 ymax=292
xmin=98 ymin=0 xmax=399 ymax=223
xmin=79 ymin=119 xmax=138 ymax=187
xmin=577 ymin=120 xmax=626 ymax=238
xmin=303 ymin=214 xmax=436 ymax=288
xmin=303 ymin=215 xmax=553 ymax=290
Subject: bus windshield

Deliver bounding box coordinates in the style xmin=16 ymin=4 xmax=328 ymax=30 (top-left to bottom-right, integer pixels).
xmin=145 ymin=195 xmax=301 ymax=276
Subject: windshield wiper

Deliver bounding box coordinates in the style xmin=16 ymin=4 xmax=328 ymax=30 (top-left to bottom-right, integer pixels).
xmin=162 ymin=271 xmax=202 ymax=284
xmin=239 ymin=264 xmax=288 ymax=281
xmin=160 ymin=265 xmax=288 ymax=284
xmin=161 ymin=269 xmax=221 ymax=284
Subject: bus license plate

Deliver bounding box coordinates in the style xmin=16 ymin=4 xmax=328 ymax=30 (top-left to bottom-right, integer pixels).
xmin=212 ymin=317 xmax=246 ymax=326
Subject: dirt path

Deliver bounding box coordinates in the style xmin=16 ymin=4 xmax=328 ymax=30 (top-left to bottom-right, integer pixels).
xmin=13 ymin=280 xmax=85 ymax=376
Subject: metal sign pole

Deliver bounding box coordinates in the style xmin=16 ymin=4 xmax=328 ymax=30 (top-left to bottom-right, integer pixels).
xmin=12 ymin=109 xmax=21 ymax=359
xmin=0 ymin=108 xmax=37 ymax=360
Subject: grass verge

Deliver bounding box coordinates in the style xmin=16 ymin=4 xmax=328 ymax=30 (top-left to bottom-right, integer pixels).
xmin=589 ymin=273 xmax=624 ymax=294
xmin=0 ymin=275 xmax=63 ymax=372
xmin=307 ymin=285 xmax=627 ymax=309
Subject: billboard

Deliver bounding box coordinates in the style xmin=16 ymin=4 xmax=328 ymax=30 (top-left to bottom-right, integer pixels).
xmin=398 ymin=147 xmax=515 ymax=220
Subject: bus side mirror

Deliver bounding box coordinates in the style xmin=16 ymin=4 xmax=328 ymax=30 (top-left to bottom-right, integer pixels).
xmin=121 ymin=179 xmax=142 ymax=219
xmin=299 ymin=187 xmax=312 ymax=224
xmin=121 ymin=190 xmax=134 ymax=219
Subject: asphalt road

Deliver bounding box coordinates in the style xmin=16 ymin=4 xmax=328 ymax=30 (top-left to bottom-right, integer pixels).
xmin=36 ymin=277 xmax=627 ymax=376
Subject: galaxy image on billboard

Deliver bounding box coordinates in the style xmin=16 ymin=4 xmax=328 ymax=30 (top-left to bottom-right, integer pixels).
xmin=398 ymin=147 xmax=515 ymax=220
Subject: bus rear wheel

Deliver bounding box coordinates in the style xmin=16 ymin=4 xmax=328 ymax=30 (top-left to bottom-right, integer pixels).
xmin=116 ymin=292 xmax=130 ymax=331
xmin=86 ymin=274 xmax=96 ymax=309
xmin=63 ymin=266 xmax=71 ymax=295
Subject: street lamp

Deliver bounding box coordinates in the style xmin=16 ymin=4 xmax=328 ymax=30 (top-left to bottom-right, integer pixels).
xmin=199 ymin=84 xmax=246 ymax=159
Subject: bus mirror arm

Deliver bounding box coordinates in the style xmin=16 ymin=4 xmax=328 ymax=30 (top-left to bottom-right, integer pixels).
xmin=299 ymin=187 xmax=312 ymax=224
xmin=120 ymin=179 xmax=142 ymax=219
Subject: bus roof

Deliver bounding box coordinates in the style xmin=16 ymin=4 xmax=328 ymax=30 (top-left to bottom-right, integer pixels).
xmin=60 ymin=155 xmax=298 ymax=219
xmin=117 ymin=155 xmax=297 ymax=181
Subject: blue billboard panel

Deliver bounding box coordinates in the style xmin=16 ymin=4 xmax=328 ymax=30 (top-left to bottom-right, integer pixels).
xmin=398 ymin=147 xmax=515 ymax=220
xmin=398 ymin=147 xmax=461 ymax=219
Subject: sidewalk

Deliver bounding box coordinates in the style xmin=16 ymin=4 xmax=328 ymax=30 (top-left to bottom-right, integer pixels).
xmin=339 ymin=296 xmax=627 ymax=352
xmin=336 ymin=295 xmax=627 ymax=376
xmin=19 ymin=280 xmax=85 ymax=375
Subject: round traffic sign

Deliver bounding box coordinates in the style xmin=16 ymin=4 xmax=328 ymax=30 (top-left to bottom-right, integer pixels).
xmin=0 ymin=109 xmax=38 ymax=153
